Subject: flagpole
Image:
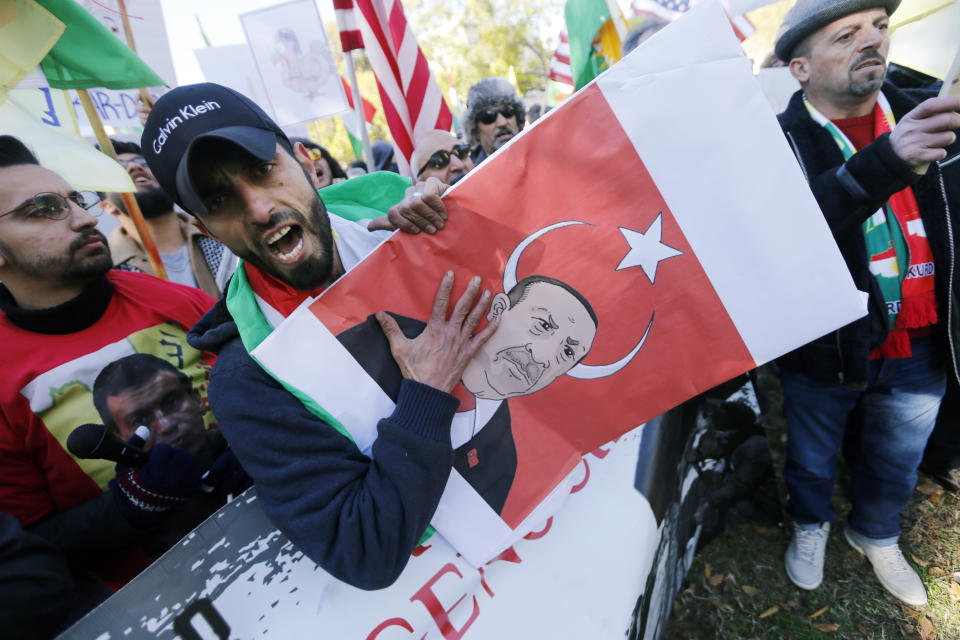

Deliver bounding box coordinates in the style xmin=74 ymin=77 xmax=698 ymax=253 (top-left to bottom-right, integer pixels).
xmin=76 ymin=90 xmax=169 ymax=281
xmin=343 ymin=51 xmax=376 ymax=171
xmin=115 ymin=0 xmax=155 ymax=110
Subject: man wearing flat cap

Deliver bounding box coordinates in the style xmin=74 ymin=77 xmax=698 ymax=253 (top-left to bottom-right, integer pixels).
xmin=774 ymin=0 xmax=960 ymax=606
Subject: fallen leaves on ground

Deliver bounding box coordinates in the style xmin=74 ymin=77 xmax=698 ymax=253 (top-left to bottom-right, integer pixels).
xmin=759 ymin=606 xmax=779 ymax=619
xmin=929 ymin=566 xmax=947 ymax=577
xmin=708 ymin=573 xmax=724 ymax=587
xmin=919 ymin=616 xmax=937 ymax=640
xmin=948 ymin=580 xmax=960 ymax=601
xmin=809 ymin=605 xmax=829 ymax=619
xmin=812 ymin=622 xmax=839 ymax=632
xmin=748 ymin=525 xmax=778 ymax=537
xmin=704 ymin=562 xmax=711 ymax=579
xmin=901 ymin=605 xmax=921 ymax=618
xmin=708 ymin=599 xmax=733 ymax=612
xmin=742 ymin=585 xmax=760 ymax=596
xmin=911 ymin=553 xmax=929 ymax=567
xmin=916 ymin=477 xmax=945 ymax=496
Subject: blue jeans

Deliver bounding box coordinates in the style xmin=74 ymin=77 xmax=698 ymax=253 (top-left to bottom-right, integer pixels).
xmin=782 ymin=337 xmax=946 ymax=540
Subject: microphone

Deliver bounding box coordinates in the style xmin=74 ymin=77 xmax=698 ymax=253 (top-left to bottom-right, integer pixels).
xmin=67 ymin=423 xmax=150 ymax=466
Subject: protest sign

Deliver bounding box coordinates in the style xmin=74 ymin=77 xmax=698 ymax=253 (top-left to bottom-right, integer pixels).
xmin=240 ymin=0 xmax=349 ymax=126
xmin=194 ymin=44 xmax=270 ymax=116
xmin=889 ymin=0 xmax=960 ymax=80
xmin=62 ymin=377 xmax=776 ymax=640
xmin=0 ymin=91 xmax=134 ymax=192
xmin=64 ymin=0 xmax=175 ymax=133
xmin=8 ymin=0 xmax=174 ymax=136
xmin=252 ymin=0 xmax=866 ymax=566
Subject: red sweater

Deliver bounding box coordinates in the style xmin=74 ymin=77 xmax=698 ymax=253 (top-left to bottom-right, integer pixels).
xmin=0 ymin=271 xmax=215 ymax=527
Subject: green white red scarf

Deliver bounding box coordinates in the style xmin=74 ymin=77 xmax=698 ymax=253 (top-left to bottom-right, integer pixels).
xmin=804 ymin=93 xmax=937 ymax=358
xmin=226 ymin=259 xmax=436 ymax=545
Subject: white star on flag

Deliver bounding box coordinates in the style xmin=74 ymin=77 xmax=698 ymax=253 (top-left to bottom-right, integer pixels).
xmin=616 ymin=213 xmax=684 ymax=283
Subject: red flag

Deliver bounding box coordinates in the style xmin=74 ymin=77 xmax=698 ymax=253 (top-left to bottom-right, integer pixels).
xmin=334 ymin=0 xmax=452 ymax=175
xmin=253 ymin=2 xmax=863 ymax=563
xmin=339 ymin=75 xmax=377 ymax=123
xmin=309 ymin=85 xmax=753 ymax=528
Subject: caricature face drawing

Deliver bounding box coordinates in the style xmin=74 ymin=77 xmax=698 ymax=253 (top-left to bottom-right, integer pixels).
xmin=271 ymin=28 xmax=333 ymax=97
xmin=462 ymin=277 xmax=597 ymax=401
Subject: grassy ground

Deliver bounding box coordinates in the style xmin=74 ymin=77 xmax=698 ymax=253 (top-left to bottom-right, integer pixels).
xmin=665 ymin=367 xmax=960 ymax=640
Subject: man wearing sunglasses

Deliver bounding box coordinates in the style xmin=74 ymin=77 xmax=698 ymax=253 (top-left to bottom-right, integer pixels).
xmin=464 ymin=77 xmax=526 ymax=165
xmin=411 ymin=130 xmax=474 ymax=185
xmin=0 ymin=136 xmax=222 ymax=596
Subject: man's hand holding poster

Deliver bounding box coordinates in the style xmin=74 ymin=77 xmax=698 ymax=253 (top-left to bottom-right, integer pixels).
xmin=254 ymin=1 xmax=867 ymax=566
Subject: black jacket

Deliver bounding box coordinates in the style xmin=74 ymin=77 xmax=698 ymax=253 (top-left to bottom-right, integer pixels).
xmin=776 ymin=83 xmax=960 ymax=388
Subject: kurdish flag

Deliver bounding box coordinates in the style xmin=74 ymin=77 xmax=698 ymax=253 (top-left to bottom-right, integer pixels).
xmin=565 ymin=0 xmax=625 ymax=89
xmin=254 ymin=1 xmax=866 ymax=566
xmin=35 ymin=0 xmax=163 ymax=89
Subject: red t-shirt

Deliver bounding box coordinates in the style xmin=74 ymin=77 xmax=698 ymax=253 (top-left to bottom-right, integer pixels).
xmin=0 ymin=271 xmax=216 ymax=527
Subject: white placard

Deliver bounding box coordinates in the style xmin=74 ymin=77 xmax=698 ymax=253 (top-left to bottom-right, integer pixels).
xmin=240 ymin=0 xmax=349 ymax=126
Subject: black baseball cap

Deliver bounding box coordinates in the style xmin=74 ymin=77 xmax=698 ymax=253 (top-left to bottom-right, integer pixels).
xmin=140 ymin=83 xmax=288 ymax=215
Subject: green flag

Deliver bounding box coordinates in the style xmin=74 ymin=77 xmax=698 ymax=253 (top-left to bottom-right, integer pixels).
xmin=36 ymin=0 xmax=164 ymax=90
xmin=319 ymin=170 xmax=412 ymax=223
xmin=565 ymin=0 xmax=623 ymax=89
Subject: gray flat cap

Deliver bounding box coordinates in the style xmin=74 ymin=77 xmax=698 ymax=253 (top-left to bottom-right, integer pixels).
xmin=774 ymin=0 xmax=900 ymax=62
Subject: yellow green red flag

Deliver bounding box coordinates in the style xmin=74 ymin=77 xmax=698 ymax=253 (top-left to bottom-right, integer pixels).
xmin=564 ymin=0 xmax=625 ymax=89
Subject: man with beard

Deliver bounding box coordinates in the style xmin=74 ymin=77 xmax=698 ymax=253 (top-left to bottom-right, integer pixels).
xmin=337 ymin=275 xmax=598 ymax=515
xmin=411 ymin=130 xmax=473 ymax=186
xmin=140 ymin=83 xmax=495 ymax=590
xmin=103 ymin=140 xmax=227 ymax=298
xmin=464 ymin=77 xmax=526 ymax=165
xmin=774 ymin=0 xmax=960 ymax=606
xmin=0 ymin=137 xmax=222 ymax=596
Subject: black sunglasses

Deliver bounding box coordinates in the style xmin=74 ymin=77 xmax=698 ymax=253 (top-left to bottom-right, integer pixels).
xmin=0 ymin=191 xmax=102 ymax=220
xmin=477 ymin=105 xmax=517 ymax=125
xmin=417 ymin=144 xmax=471 ymax=177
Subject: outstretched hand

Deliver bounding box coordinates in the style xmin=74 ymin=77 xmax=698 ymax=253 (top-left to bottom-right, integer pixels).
xmin=368 ymin=178 xmax=448 ymax=234
xmin=376 ymin=271 xmax=498 ymax=393
xmin=889 ymin=96 xmax=960 ymax=174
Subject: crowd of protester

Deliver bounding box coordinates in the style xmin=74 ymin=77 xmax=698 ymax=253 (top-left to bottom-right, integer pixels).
xmin=0 ymin=0 xmax=958 ymax=634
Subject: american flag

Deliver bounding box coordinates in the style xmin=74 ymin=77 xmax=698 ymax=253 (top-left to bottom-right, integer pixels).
xmin=631 ymin=0 xmax=689 ymax=22
xmin=631 ymin=0 xmax=754 ymax=41
xmin=549 ymin=30 xmax=574 ymax=87
xmin=333 ymin=0 xmax=452 ymax=176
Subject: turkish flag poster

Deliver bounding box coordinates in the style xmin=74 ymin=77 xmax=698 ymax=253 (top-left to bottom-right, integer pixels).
xmin=255 ymin=1 xmax=866 ymax=566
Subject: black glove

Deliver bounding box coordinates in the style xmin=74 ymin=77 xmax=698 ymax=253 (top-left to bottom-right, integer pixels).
xmin=202 ymin=447 xmax=253 ymax=496
xmin=109 ymin=435 xmax=202 ymax=528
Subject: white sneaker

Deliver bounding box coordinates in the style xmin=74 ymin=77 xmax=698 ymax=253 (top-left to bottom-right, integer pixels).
xmin=844 ymin=527 xmax=928 ymax=607
xmin=785 ymin=521 xmax=830 ymax=590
